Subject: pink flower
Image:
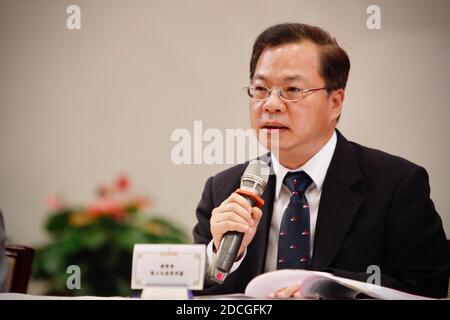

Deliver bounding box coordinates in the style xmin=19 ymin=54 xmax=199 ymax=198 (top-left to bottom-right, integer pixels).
xmin=116 ymin=174 xmax=130 ymax=192
xmin=87 ymin=198 xmax=125 ymax=218
xmin=136 ymin=196 xmax=150 ymax=210
xmin=46 ymin=195 xmax=63 ymax=211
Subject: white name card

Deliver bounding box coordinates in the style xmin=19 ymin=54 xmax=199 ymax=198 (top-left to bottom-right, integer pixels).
xmin=131 ymin=244 xmax=206 ymax=290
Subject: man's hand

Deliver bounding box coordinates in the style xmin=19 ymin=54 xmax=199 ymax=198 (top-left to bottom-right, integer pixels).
xmin=210 ymin=192 xmax=263 ymax=258
xmin=267 ymin=285 xmax=304 ymax=298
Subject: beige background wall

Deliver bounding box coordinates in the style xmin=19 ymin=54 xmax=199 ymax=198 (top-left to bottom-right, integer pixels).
xmin=1 ymin=0 xmax=449 ymax=246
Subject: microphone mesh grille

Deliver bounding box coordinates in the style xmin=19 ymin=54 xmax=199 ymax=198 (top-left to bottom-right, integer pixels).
xmin=240 ymin=160 xmax=270 ymax=195
xmin=244 ymin=160 xmax=270 ymax=183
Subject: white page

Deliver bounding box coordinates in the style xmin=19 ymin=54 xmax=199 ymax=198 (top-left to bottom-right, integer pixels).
xmin=244 ymin=269 xmax=433 ymax=300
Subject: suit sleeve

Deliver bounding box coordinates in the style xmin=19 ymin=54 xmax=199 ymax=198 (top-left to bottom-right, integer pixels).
xmin=192 ymin=177 xmax=227 ymax=295
xmin=382 ymin=165 xmax=449 ymax=297
xmin=192 ymin=176 xmax=223 ymax=292
xmin=327 ymin=166 xmax=450 ymax=298
xmin=192 ymin=176 xmax=249 ymax=294
xmin=193 ymin=176 xmax=214 ymax=246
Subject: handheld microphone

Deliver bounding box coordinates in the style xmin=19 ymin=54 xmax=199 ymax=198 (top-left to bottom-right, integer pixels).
xmin=210 ymin=159 xmax=270 ymax=284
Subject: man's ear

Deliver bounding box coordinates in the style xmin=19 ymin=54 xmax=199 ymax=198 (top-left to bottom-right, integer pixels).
xmin=330 ymin=88 xmax=345 ymax=122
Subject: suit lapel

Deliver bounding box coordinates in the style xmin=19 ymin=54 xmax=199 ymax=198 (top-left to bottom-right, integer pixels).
xmin=311 ymin=130 xmax=363 ymax=270
xmin=250 ymin=156 xmax=276 ymax=275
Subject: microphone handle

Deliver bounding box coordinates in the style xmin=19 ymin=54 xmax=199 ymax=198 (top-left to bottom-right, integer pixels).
xmin=210 ymin=196 xmax=255 ymax=283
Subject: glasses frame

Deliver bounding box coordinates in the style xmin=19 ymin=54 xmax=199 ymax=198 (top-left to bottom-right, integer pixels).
xmin=244 ymin=86 xmax=329 ymax=102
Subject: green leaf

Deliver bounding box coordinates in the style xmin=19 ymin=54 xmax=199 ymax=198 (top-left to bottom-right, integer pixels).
xmin=45 ymin=211 xmax=72 ymax=235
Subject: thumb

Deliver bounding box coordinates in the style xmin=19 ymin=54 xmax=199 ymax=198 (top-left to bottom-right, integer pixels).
xmin=252 ymin=207 xmax=263 ymax=224
xmin=213 ymin=237 xmax=222 ymax=253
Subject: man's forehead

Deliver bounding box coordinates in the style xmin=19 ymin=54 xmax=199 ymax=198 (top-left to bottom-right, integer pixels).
xmin=260 ymin=41 xmax=319 ymax=60
xmin=254 ymin=43 xmax=320 ymax=80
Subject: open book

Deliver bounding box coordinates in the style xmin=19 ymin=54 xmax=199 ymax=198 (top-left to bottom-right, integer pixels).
xmin=240 ymin=269 xmax=432 ymax=300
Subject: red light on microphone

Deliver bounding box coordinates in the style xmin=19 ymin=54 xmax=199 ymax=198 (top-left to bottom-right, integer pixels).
xmin=216 ymin=272 xmax=224 ymax=281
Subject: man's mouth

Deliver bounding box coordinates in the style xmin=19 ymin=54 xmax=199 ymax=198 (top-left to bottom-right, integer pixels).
xmin=261 ymin=123 xmax=289 ymax=132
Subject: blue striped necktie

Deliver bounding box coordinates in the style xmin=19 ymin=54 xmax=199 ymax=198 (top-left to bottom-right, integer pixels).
xmin=277 ymin=171 xmax=313 ymax=270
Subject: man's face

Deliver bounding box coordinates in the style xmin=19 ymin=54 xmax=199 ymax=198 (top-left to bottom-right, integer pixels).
xmin=249 ymin=41 xmax=343 ymax=164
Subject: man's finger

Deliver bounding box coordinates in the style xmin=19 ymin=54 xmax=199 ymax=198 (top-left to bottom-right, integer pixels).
xmin=223 ymin=193 xmax=253 ymax=213
xmin=252 ymin=207 xmax=263 ymax=224
xmin=213 ymin=211 xmax=249 ymax=226
xmin=276 ymin=285 xmax=302 ymax=298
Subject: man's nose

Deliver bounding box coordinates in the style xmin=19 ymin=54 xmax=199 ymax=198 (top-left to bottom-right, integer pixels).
xmin=263 ymin=89 xmax=286 ymax=113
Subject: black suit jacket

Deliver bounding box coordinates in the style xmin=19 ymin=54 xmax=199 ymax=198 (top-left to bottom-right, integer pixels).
xmin=193 ymin=130 xmax=450 ymax=298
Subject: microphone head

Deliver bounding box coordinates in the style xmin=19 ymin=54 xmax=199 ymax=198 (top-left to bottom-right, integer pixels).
xmin=240 ymin=160 xmax=270 ymax=196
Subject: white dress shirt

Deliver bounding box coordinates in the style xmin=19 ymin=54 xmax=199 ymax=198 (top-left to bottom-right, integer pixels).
xmin=206 ymin=131 xmax=337 ymax=275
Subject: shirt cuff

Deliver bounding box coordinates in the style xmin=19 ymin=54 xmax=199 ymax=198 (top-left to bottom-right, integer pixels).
xmin=206 ymin=239 xmax=247 ymax=274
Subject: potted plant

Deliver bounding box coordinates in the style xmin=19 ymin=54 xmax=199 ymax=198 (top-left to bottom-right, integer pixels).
xmin=32 ymin=175 xmax=188 ymax=297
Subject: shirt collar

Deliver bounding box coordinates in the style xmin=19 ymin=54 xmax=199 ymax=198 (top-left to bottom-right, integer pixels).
xmin=271 ymin=130 xmax=337 ymax=199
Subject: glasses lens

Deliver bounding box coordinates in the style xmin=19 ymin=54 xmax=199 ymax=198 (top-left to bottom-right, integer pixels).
xmin=280 ymin=88 xmax=303 ymax=101
xmin=248 ymin=87 xmax=269 ymax=99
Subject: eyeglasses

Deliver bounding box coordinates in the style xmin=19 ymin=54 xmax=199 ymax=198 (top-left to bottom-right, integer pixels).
xmin=244 ymin=86 xmax=328 ymax=102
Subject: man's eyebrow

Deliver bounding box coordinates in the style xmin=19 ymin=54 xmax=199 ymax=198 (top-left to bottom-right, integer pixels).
xmin=253 ymin=74 xmax=266 ymax=81
xmin=252 ymin=74 xmax=305 ymax=81
xmin=283 ymin=74 xmax=304 ymax=81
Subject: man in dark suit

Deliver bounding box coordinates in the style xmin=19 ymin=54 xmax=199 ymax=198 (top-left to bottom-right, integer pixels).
xmin=193 ymin=23 xmax=450 ymax=298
